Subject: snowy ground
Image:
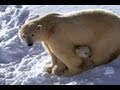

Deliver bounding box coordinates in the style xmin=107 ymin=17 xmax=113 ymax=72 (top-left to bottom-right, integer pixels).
xmin=0 ymin=5 xmax=120 ymax=85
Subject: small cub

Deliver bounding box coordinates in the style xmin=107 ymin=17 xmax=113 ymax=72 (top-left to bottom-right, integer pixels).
xmin=75 ymin=46 xmax=91 ymax=59
xmin=75 ymin=46 xmax=94 ymax=70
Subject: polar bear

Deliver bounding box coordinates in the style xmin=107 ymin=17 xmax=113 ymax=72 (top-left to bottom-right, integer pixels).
xmin=18 ymin=9 xmax=120 ymax=76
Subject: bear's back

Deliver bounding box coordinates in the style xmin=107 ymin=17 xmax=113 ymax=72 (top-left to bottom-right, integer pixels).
xmin=54 ymin=9 xmax=120 ymax=45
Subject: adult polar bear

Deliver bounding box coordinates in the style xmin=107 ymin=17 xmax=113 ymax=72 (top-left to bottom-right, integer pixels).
xmin=19 ymin=9 xmax=120 ymax=76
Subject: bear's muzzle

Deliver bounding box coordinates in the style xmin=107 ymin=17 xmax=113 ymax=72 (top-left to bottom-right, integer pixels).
xmin=27 ymin=43 xmax=33 ymax=47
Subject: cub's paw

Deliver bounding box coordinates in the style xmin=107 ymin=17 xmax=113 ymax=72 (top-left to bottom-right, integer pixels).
xmin=81 ymin=59 xmax=95 ymax=71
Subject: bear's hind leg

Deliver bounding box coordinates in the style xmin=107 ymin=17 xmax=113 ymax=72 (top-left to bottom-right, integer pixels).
xmin=52 ymin=46 xmax=84 ymax=76
xmin=91 ymin=40 xmax=117 ymax=66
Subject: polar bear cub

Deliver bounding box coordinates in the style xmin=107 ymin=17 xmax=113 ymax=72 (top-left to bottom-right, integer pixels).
xmin=75 ymin=46 xmax=94 ymax=70
xmin=76 ymin=46 xmax=91 ymax=59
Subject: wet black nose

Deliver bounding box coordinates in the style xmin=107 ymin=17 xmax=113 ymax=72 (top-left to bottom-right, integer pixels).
xmin=27 ymin=43 xmax=33 ymax=47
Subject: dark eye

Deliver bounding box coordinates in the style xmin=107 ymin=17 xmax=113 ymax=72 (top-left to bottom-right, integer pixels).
xmin=32 ymin=34 xmax=34 ymax=37
xmin=37 ymin=25 xmax=42 ymax=30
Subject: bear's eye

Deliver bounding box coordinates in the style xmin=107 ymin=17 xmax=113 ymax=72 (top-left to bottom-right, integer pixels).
xmin=32 ymin=34 xmax=34 ymax=37
xmin=37 ymin=25 xmax=42 ymax=30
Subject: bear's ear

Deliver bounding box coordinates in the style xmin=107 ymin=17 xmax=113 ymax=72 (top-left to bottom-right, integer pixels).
xmin=37 ymin=25 xmax=42 ymax=30
xmin=18 ymin=25 xmax=22 ymax=29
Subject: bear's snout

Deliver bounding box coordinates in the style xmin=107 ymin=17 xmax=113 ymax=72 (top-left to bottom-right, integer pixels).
xmin=27 ymin=43 xmax=33 ymax=47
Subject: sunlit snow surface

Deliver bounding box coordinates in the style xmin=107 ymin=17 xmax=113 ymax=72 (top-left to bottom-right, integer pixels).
xmin=0 ymin=5 xmax=120 ymax=85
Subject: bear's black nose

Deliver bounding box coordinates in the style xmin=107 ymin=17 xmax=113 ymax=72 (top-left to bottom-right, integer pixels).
xmin=27 ymin=43 xmax=33 ymax=47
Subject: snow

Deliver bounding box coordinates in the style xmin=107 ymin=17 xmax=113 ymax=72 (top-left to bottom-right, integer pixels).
xmin=0 ymin=5 xmax=120 ymax=85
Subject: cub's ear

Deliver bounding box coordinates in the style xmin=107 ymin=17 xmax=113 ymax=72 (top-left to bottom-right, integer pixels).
xmin=37 ymin=25 xmax=42 ymax=30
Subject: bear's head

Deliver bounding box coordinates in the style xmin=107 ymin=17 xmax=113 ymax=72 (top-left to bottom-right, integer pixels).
xmin=18 ymin=20 xmax=48 ymax=47
xmin=18 ymin=13 xmax=58 ymax=47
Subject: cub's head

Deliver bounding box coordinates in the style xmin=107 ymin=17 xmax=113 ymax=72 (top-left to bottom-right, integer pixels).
xmin=18 ymin=21 xmax=44 ymax=47
xmin=76 ymin=47 xmax=91 ymax=58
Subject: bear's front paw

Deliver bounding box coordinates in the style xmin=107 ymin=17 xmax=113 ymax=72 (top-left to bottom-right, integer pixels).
xmin=61 ymin=68 xmax=82 ymax=76
xmin=52 ymin=65 xmax=67 ymax=76
xmin=44 ymin=64 xmax=54 ymax=73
